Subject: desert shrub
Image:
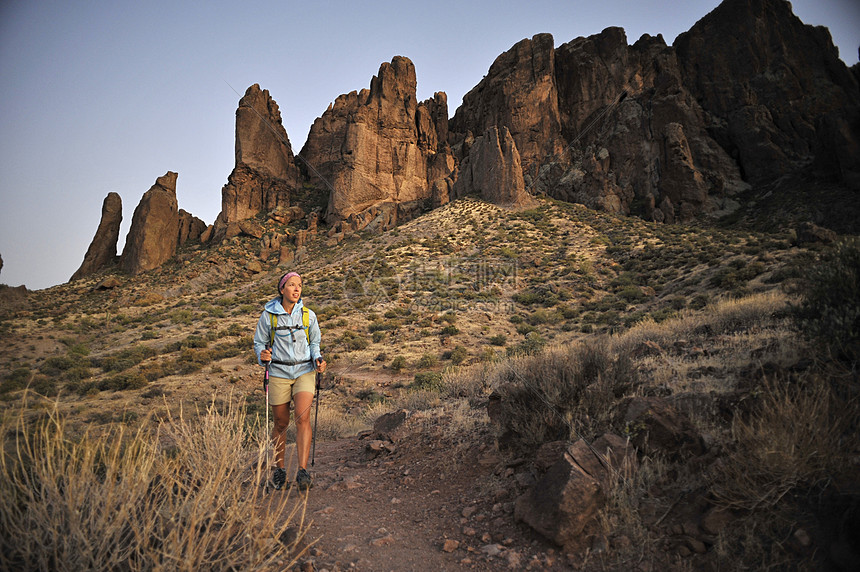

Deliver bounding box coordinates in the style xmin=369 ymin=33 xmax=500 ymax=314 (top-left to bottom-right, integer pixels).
xmin=98 ymin=372 xmax=148 ymax=392
xmin=793 ymin=238 xmax=860 ymax=362
xmin=412 ymin=371 xmax=443 ymax=391
xmin=449 ymin=345 xmax=468 ymax=365
xmin=440 ymin=324 xmax=460 ymax=336
xmin=488 ymin=334 xmax=507 ymax=346
xmin=415 ymin=353 xmax=438 ymax=369
xmin=29 ymin=375 xmax=58 ymax=396
xmin=506 ymin=331 xmax=546 ymax=357
xmin=338 ymin=331 xmax=369 ymax=351
xmin=711 ymin=372 xmax=859 ymax=511
xmin=618 ymin=285 xmax=645 ymax=303
xmin=94 ymin=345 xmax=157 ymax=372
xmin=169 ymin=309 xmax=194 ymax=325
xmin=528 ymin=309 xmax=562 ymax=326
xmin=39 ymin=355 xmax=77 ymax=375
xmin=1 ymin=368 xmax=32 ymax=394
xmin=492 ymin=339 xmax=636 ymax=452
xmin=389 ymin=355 xmax=407 ymax=372
xmin=0 ymin=398 xmax=308 ymax=570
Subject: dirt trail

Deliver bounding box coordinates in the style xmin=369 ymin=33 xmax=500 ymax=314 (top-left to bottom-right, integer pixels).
xmin=287 ymin=431 xmax=566 ymax=571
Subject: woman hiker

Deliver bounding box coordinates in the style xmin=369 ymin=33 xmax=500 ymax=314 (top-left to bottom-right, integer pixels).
xmin=254 ymin=271 xmax=326 ymax=491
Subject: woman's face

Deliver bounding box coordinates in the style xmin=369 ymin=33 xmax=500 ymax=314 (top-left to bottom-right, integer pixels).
xmin=281 ymin=276 xmax=302 ymax=305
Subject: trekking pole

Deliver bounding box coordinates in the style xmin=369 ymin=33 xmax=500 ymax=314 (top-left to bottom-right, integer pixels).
xmin=311 ymin=359 xmax=322 ymax=467
xmin=263 ymin=346 xmax=271 ymax=492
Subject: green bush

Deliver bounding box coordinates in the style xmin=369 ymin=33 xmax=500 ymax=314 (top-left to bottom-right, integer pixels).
xmin=415 ymin=353 xmax=438 ymax=369
xmin=390 ymin=355 xmax=407 ymax=372
xmin=506 ymin=332 xmax=546 ymax=357
xmin=488 ymin=334 xmax=507 ymax=346
xmin=412 ymin=371 xmax=443 ymax=391
xmin=1 ymin=368 xmax=32 ymax=394
xmin=440 ymin=325 xmax=460 ymax=336
xmin=449 ymin=345 xmax=468 ymax=365
xmin=794 ymin=238 xmax=860 ymax=362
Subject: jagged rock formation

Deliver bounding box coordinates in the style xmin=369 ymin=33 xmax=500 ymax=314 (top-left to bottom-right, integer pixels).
xmin=121 ymin=172 xmax=181 ymax=275
xmin=71 ymin=192 xmax=123 ymax=281
xmin=451 ymin=34 xmax=565 ymax=175
xmin=450 ymin=29 xmax=746 ymax=223
xmin=214 ymin=84 xmax=301 ymax=239
xmin=449 ymin=0 xmax=860 ymax=222
xmin=450 ymin=126 xmax=535 ymax=207
xmin=675 ymin=0 xmax=860 ymax=186
xmin=300 ymin=56 xmax=455 ymax=225
xmin=178 ymin=209 xmax=207 ymax=246
xmin=79 ymin=0 xmax=858 ymax=277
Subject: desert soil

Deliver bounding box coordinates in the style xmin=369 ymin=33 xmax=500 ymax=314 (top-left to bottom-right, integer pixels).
xmin=282 ymin=430 xmax=568 ymax=571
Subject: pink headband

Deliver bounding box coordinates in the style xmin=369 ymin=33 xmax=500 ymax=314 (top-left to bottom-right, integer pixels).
xmin=279 ymin=272 xmax=301 ymax=292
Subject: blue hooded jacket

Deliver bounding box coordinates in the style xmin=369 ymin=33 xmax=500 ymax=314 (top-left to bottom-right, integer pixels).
xmin=253 ymin=297 xmax=322 ymax=380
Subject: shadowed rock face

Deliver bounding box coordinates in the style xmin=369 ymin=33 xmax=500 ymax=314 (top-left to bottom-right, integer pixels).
xmin=71 ymin=192 xmax=122 ymax=281
xmin=221 ymin=84 xmax=301 ymax=225
xmin=674 ymin=0 xmax=860 ymax=184
xmin=121 ymin=172 xmax=180 ymax=275
xmin=449 ymin=0 xmax=860 ymax=222
xmin=300 ymin=56 xmax=455 ymax=223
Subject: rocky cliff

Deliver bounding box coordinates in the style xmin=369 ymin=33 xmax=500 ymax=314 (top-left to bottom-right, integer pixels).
xmin=71 ymin=192 xmax=122 ymax=281
xmin=449 ymin=0 xmax=859 ymax=222
xmin=76 ymin=0 xmax=860 ymax=276
xmin=300 ymin=56 xmax=455 ymax=225
xmin=674 ymin=0 xmax=860 ymax=186
xmin=214 ymin=84 xmax=302 ymax=239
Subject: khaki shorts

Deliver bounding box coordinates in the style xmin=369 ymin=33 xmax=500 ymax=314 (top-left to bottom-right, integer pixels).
xmin=268 ymin=371 xmax=316 ymax=406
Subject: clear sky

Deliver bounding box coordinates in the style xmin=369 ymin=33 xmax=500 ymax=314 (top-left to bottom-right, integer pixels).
xmin=1 ymin=0 xmax=857 ymax=290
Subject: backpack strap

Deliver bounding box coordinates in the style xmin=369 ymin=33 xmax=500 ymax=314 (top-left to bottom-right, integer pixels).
xmin=269 ymin=309 xmax=311 ymax=345
xmin=302 ymin=307 xmax=310 ymax=344
xmin=269 ymin=311 xmax=276 ymax=348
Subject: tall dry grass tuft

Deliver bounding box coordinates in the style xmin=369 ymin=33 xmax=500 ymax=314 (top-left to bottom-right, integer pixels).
xmin=710 ymin=371 xmax=859 ymax=511
xmin=485 ymin=338 xmax=637 ymax=452
xmin=0 ymin=392 xmax=310 ymax=571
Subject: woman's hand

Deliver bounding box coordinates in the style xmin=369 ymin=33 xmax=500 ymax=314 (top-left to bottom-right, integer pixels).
xmin=315 ymin=358 xmax=327 ymax=373
xmin=260 ymin=348 xmax=272 ymax=362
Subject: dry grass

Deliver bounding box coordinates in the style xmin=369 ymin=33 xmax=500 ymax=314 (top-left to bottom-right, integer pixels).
xmin=0 ymin=393 xmax=310 ymax=571
xmin=481 ymin=338 xmax=636 ymax=452
xmin=612 ymin=290 xmax=793 ymax=356
xmin=710 ymin=372 xmax=858 ymax=511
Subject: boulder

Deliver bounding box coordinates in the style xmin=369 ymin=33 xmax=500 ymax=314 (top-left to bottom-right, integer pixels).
xmin=121 ymin=172 xmax=180 ymax=275
xmin=797 ymin=221 xmax=838 ymax=245
xmin=300 ymin=57 xmax=455 ymax=223
xmin=71 ymin=192 xmax=123 ymax=280
xmin=372 ymin=409 xmax=410 ymax=443
xmin=515 ymin=434 xmax=636 ymax=550
xmin=514 ymin=439 xmax=605 ymax=550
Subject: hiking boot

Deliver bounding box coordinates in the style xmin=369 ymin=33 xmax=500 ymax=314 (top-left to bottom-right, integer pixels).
xmin=296 ymin=468 xmax=312 ymax=491
xmin=271 ymin=467 xmax=287 ymax=490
